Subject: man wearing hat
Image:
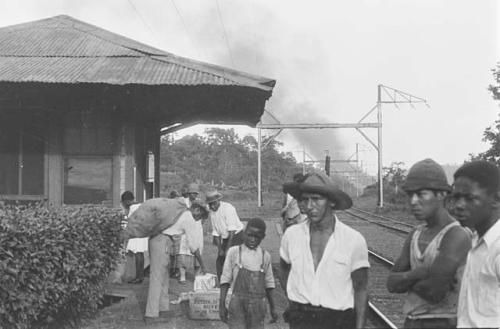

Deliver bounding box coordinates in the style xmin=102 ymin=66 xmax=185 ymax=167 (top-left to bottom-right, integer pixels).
xmin=206 ymin=190 xmax=245 ymax=281
xmin=280 ymin=171 xmax=369 ymax=329
xmin=386 ymin=158 xmax=471 ymax=328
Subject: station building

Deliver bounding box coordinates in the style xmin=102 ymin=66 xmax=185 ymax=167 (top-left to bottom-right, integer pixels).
xmin=0 ymin=15 xmax=275 ymax=207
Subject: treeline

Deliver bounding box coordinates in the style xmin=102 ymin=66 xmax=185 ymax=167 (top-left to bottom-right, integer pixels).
xmin=160 ymin=128 xmax=303 ymax=193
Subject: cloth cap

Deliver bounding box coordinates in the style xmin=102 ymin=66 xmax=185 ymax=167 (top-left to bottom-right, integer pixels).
xmin=205 ymin=190 xmax=223 ymax=204
xmin=402 ymin=158 xmax=451 ymax=192
xmin=187 ymin=183 xmax=200 ymax=194
xmin=283 ymin=172 xmax=353 ymax=210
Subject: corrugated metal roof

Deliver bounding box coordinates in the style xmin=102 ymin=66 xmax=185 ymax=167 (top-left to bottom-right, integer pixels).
xmin=0 ymin=57 xmax=241 ymax=85
xmin=0 ymin=15 xmax=275 ymax=91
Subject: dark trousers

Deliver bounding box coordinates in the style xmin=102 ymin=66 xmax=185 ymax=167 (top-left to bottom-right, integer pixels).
xmin=216 ymin=231 xmax=244 ymax=280
xmin=404 ymin=317 xmax=456 ymax=329
xmin=284 ymin=302 xmax=355 ymax=329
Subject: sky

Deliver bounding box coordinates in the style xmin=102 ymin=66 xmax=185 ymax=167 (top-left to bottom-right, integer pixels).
xmin=1 ymin=0 xmax=498 ymax=176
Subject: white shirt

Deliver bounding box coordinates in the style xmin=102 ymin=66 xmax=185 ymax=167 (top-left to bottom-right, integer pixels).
xmin=457 ymin=219 xmax=500 ymax=328
xmin=210 ymin=201 xmax=244 ymax=239
xmin=280 ymin=218 xmax=369 ymax=310
xmin=220 ymin=245 xmax=275 ymax=289
xmin=162 ymin=210 xmax=202 ymax=253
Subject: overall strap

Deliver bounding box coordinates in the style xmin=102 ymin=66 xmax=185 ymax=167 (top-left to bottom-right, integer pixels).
xmin=260 ymin=248 xmax=265 ymax=272
xmin=238 ymin=244 xmax=243 ymax=268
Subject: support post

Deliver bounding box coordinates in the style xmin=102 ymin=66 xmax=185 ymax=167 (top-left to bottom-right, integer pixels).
xmin=377 ymin=85 xmax=384 ymax=207
xmin=302 ymin=146 xmax=306 ymax=174
xmin=355 ymin=143 xmax=359 ymax=197
xmin=257 ymin=126 xmax=262 ymax=207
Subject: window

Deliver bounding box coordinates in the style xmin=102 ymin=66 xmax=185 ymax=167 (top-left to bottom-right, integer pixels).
xmin=64 ymin=157 xmax=112 ymax=205
xmin=0 ymin=124 xmax=45 ymax=196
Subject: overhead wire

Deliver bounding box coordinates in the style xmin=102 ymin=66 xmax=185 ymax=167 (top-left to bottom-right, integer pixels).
xmin=126 ymin=0 xmax=159 ymax=43
xmin=214 ymin=0 xmax=235 ymax=67
xmin=170 ymin=0 xmax=202 ymax=58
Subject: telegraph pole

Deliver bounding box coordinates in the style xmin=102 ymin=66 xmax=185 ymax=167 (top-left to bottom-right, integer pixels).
xmin=377 ymin=85 xmax=383 ymax=207
xmin=256 ymin=84 xmax=428 ymax=208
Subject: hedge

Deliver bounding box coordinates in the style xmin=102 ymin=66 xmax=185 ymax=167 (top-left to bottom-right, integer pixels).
xmin=0 ymin=205 xmax=123 ymax=329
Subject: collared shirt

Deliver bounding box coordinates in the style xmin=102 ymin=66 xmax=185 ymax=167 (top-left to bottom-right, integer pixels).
xmin=210 ymin=201 xmax=244 ymax=239
xmin=280 ymin=217 xmax=369 ymax=310
xmin=220 ymin=244 xmax=275 ymax=289
xmin=162 ymin=210 xmax=202 ymax=253
xmin=457 ymin=219 xmax=500 ymax=328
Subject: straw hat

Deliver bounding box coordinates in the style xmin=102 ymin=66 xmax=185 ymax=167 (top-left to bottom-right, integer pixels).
xmin=187 ymin=183 xmax=200 ymax=194
xmin=205 ymin=190 xmax=223 ymax=204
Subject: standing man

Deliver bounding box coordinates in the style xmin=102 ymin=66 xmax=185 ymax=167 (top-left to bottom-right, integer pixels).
xmin=386 ymin=159 xmax=471 ymax=328
xmin=449 ymin=160 xmax=500 ymax=328
xmin=281 ymin=173 xmax=307 ymax=232
xmin=280 ymin=172 xmax=369 ymax=329
xmin=144 ymin=202 xmax=208 ymax=321
xmin=206 ymin=190 xmax=245 ymax=281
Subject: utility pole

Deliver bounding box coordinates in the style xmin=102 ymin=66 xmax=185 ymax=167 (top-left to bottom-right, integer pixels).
xmin=355 ymin=143 xmax=359 ymax=197
xmin=256 ymin=84 xmax=428 ymax=208
xmin=377 ymin=85 xmax=383 ymax=207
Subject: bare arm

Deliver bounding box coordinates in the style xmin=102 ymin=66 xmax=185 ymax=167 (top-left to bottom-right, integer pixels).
xmin=225 ymin=230 xmax=236 ymax=253
xmin=352 ymin=267 xmax=369 ymax=329
xmin=219 ymin=283 xmax=230 ymax=322
xmin=266 ymin=288 xmax=278 ymax=323
xmin=279 ymin=258 xmax=290 ymax=295
xmin=192 ymin=249 xmax=206 ymax=274
xmin=386 ymin=229 xmax=426 ymax=293
xmin=411 ymin=226 xmax=471 ymax=303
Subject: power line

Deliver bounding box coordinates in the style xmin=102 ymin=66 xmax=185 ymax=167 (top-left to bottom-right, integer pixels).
xmin=170 ymin=0 xmax=202 ymax=58
xmin=126 ymin=0 xmax=159 ymax=43
xmin=214 ymin=0 xmax=235 ymax=67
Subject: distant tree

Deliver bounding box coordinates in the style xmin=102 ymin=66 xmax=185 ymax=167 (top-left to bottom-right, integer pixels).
xmin=159 ymin=128 xmax=302 ymax=192
xmin=470 ymin=64 xmax=500 ymax=165
xmin=383 ymin=161 xmax=406 ymax=195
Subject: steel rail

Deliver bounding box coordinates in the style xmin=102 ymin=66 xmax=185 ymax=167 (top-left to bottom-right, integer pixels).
xmin=368 ymin=250 xmax=398 ymax=328
xmin=351 ymin=207 xmax=415 ymax=228
xmin=343 ymin=209 xmax=411 ymax=235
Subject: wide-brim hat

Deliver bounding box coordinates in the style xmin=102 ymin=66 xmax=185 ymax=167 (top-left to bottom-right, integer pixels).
xmin=283 ymin=172 xmax=353 ymax=210
xmin=205 ymin=190 xmax=223 ymax=204
xmin=187 ymin=183 xmax=200 ymax=194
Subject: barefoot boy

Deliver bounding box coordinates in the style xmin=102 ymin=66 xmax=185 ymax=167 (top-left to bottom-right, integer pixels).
xmin=219 ymin=218 xmax=278 ymax=328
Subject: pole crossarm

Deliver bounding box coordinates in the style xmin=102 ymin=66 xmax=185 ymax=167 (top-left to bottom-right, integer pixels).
xmin=257 ymin=123 xmax=381 ymax=129
xmin=380 ymin=84 xmax=428 ymax=104
xmin=331 ymin=159 xmax=357 ymax=163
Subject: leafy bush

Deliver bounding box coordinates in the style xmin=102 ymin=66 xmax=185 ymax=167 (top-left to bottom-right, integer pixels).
xmin=0 ymin=205 xmax=123 ymax=329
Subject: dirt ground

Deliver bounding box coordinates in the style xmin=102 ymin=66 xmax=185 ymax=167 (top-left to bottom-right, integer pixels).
xmin=80 ymin=201 xmax=288 ymax=329
xmin=79 ymin=196 xmax=396 ymax=329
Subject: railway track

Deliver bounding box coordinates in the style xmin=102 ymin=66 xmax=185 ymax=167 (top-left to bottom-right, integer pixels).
xmin=341 ymin=208 xmax=413 ymax=328
xmin=344 ymin=207 xmax=415 ymax=235
xmin=367 ymin=249 xmax=403 ymax=328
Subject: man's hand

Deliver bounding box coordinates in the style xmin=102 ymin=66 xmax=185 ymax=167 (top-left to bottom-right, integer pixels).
xmin=218 ymin=248 xmax=226 ymax=257
xmin=199 ymin=266 xmax=206 ymax=276
xmin=219 ymin=303 xmax=228 ymax=323
xmin=269 ymin=308 xmax=278 ymax=323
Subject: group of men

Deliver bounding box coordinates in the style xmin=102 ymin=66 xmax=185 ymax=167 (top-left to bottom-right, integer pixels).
xmin=279 ymin=159 xmax=500 ymax=329
xmin=121 ymin=184 xmax=252 ymax=324
xmin=121 ymin=158 xmax=500 ymax=328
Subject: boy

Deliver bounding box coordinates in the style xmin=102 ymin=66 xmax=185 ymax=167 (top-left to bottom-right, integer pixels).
xmin=219 ymin=218 xmax=278 ymax=328
xmin=121 ymin=191 xmax=147 ymax=284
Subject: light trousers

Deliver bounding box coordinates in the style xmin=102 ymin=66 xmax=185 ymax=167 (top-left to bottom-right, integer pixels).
xmin=145 ymin=234 xmax=171 ymax=317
